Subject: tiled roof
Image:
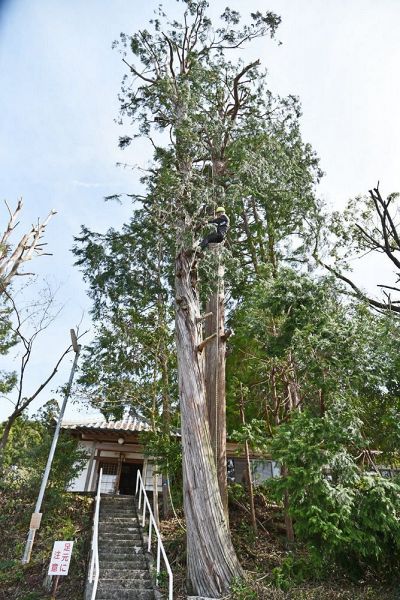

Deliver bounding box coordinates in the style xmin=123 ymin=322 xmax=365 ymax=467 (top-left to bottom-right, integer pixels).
xmin=61 ymin=415 xmax=151 ymax=432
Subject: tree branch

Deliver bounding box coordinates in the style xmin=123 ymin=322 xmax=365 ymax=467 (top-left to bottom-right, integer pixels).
xmin=122 ymin=58 xmax=156 ymax=84
xmin=322 ymin=262 xmax=400 ymax=314
xmin=197 ymin=332 xmax=217 ymax=352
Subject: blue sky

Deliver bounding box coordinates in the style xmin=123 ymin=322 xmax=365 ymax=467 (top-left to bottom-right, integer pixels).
xmin=1 ymin=0 xmax=400 ymax=421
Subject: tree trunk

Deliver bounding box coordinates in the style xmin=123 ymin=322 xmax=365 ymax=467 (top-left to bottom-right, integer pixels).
xmin=160 ymin=340 xmax=172 ymax=518
xmin=153 ymin=467 xmax=160 ymax=528
xmin=0 ymin=409 xmax=22 ymax=465
xmin=281 ymin=464 xmax=295 ymax=544
xmin=175 ymin=250 xmax=242 ymax=597
xmin=204 ymin=246 xmax=228 ymax=517
xmin=239 ymin=391 xmax=257 ymax=535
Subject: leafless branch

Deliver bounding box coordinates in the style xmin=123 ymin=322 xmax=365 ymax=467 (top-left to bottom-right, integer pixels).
xmin=0 ymin=200 xmax=57 ymax=293
xmin=122 ymin=58 xmax=156 ymax=84
xmin=322 ymin=261 xmax=400 ymax=314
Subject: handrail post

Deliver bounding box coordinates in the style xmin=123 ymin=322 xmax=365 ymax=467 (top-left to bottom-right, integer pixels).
xmin=148 ymin=518 xmax=152 ymax=552
xmin=156 ymin=539 xmax=161 ymax=574
xmin=135 ymin=469 xmax=173 ymax=600
xmin=88 ymin=468 xmax=102 ymax=600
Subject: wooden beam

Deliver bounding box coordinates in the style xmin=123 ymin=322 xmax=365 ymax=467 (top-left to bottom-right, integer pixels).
xmin=197 ymin=332 xmax=217 ymax=352
xmin=196 ymin=311 xmax=213 ymax=323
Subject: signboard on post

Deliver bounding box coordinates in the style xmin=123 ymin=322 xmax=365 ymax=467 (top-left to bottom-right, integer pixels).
xmin=29 ymin=512 xmax=42 ymax=529
xmin=48 ymin=541 xmax=74 ymax=576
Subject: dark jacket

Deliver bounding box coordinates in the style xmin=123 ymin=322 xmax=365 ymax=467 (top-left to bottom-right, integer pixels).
xmin=208 ymin=214 xmax=229 ymax=236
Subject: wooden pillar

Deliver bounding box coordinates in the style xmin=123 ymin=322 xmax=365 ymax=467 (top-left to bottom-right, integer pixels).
xmin=114 ymin=454 xmax=123 ymax=495
xmin=84 ymin=442 xmax=96 ymax=492
xmin=89 ymin=450 xmax=101 ymax=492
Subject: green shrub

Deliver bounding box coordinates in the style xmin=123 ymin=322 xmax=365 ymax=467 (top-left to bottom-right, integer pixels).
xmin=266 ymin=406 xmax=400 ymax=578
xmin=230 ymin=577 xmax=258 ymax=600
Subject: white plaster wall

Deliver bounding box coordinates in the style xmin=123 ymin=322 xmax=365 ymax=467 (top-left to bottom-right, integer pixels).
xmin=67 ymin=441 xmax=93 ymax=492
xmin=272 ymin=461 xmax=281 ymax=477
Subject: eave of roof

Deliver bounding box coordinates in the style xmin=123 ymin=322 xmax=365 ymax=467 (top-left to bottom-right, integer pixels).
xmin=61 ymin=416 xmax=151 ymax=433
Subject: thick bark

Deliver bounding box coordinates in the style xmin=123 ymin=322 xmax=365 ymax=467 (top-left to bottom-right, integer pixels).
xmin=204 ymin=247 xmax=228 ymax=517
xmin=175 ymin=251 xmax=242 ymax=597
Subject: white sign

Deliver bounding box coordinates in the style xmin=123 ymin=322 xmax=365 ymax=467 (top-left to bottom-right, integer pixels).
xmin=48 ymin=541 xmax=74 ymax=576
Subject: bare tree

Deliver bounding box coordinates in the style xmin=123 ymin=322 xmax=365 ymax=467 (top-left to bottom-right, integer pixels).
xmin=0 ymin=290 xmax=81 ymax=459
xmin=319 ymin=185 xmax=400 ymax=314
xmin=0 ymin=199 xmax=56 ymax=292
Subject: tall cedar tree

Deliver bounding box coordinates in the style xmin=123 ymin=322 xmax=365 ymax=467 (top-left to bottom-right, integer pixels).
xmin=100 ymin=2 xmax=283 ymax=595
xmin=115 ymin=3 xmax=282 ymax=593
xmin=75 ymin=2 xmax=323 ymax=594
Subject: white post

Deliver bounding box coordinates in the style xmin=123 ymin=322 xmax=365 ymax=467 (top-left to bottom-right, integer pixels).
xmin=157 ymin=540 xmax=161 ymax=573
xmin=148 ymin=518 xmax=152 ymax=552
xmin=21 ymin=330 xmax=81 ymax=564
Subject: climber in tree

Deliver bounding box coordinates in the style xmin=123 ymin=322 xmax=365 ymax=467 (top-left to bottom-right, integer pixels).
xmin=200 ymin=207 xmax=230 ymax=250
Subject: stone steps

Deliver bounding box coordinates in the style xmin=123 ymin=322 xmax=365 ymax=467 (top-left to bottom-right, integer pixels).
xmin=93 ymin=495 xmax=155 ymax=600
xmin=100 ymin=569 xmax=152 ymax=580
xmin=99 ymin=524 xmax=141 ymax=533
xmin=99 ymin=540 xmax=143 ymax=548
xmin=99 ymin=580 xmax=153 ymax=591
xmin=99 ymin=531 xmax=142 ymax=539
xmin=99 ymin=552 xmax=147 ymax=562
xmin=96 ymin=591 xmax=154 ymax=600
xmin=99 ymin=516 xmax=140 ymax=521
xmin=99 ymin=548 xmax=145 ymax=555
xmin=99 ymin=560 xmax=148 ymax=571
xmin=100 ymin=508 xmax=138 ymax=511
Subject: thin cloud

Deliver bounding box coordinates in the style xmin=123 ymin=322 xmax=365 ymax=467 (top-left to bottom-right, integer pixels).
xmin=72 ymin=180 xmax=111 ymax=188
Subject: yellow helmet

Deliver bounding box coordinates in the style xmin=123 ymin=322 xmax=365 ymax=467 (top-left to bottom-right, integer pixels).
xmin=216 ymin=206 xmax=225 ymax=213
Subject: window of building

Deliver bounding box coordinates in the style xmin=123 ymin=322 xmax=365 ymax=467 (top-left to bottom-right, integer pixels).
xmin=99 ymin=462 xmax=118 ymax=494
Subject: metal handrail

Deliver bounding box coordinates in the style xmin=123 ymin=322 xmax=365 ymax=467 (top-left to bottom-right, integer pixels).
xmin=135 ymin=470 xmax=173 ymax=600
xmin=88 ymin=467 xmax=102 ymax=600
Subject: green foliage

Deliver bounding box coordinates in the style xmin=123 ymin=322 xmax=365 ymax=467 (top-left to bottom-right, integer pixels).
xmin=76 ymin=0 xmax=323 ymax=425
xmin=141 ymin=429 xmax=182 ymax=481
xmin=73 ymin=214 xmax=177 ymax=420
xmin=227 ymin=269 xmax=400 ymax=451
xmin=0 ymin=299 xmax=17 ymax=396
xmin=1 ymin=409 xmax=88 ymax=502
xmin=230 ymin=576 xmax=258 ymax=600
xmin=73 ymin=0 xmax=400 ymax=589
xmin=272 ymin=553 xmax=325 ymax=591
xmin=266 ymin=407 xmax=400 ymax=578
xmin=0 ymin=411 xmax=91 ymax=599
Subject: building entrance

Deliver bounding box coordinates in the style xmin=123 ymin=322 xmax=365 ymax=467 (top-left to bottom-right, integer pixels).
xmin=119 ymin=462 xmax=141 ymax=495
